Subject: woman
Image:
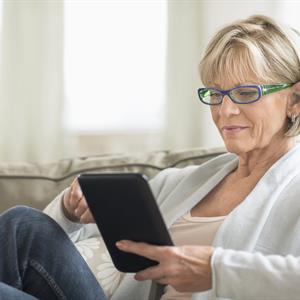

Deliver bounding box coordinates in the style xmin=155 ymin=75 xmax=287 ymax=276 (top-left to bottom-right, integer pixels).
xmin=0 ymin=206 xmax=106 ymax=299
xmin=45 ymin=15 xmax=300 ymax=299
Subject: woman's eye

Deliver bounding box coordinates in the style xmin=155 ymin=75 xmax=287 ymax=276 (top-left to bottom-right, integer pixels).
xmin=235 ymin=89 xmax=258 ymax=99
xmin=240 ymin=91 xmax=256 ymax=96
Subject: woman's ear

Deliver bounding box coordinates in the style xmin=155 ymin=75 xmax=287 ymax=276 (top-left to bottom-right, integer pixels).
xmin=288 ymin=81 xmax=300 ymax=116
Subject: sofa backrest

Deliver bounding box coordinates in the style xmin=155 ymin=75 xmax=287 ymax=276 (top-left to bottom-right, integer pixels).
xmin=0 ymin=147 xmax=226 ymax=212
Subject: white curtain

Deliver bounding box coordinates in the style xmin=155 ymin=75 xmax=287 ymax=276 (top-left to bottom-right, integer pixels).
xmin=163 ymin=0 xmax=295 ymax=150
xmin=0 ymin=0 xmax=66 ymax=162
xmin=163 ymin=1 xmax=219 ymax=150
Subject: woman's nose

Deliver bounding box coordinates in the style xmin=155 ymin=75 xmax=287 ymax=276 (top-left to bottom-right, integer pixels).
xmin=218 ymin=95 xmax=240 ymax=116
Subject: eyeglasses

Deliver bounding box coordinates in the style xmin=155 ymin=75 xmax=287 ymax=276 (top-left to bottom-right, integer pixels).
xmin=197 ymin=83 xmax=293 ymax=105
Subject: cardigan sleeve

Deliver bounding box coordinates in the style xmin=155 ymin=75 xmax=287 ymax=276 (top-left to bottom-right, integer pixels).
xmin=210 ymin=247 xmax=300 ymax=300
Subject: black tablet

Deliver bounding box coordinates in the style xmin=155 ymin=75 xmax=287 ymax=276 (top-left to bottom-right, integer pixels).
xmin=78 ymin=173 xmax=173 ymax=273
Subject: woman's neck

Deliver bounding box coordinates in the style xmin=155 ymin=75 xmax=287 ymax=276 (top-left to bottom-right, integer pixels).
xmin=234 ymin=138 xmax=295 ymax=179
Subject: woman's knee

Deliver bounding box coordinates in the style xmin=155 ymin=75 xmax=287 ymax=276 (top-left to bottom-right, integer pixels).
xmin=0 ymin=206 xmax=64 ymax=237
xmin=1 ymin=205 xmax=37 ymax=218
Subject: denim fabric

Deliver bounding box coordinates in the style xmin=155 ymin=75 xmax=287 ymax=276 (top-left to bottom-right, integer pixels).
xmin=0 ymin=282 xmax=37 ymax=299
xmin=0 ymin=206 xmax=107 ymax=300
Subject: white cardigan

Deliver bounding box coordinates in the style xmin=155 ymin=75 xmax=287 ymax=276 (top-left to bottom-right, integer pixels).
xmin=44 ymin=144 xmax=300 ymax=300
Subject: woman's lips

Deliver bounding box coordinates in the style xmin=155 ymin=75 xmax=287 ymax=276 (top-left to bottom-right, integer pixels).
xmin=222 ymin=126 xmax=248 ymax=134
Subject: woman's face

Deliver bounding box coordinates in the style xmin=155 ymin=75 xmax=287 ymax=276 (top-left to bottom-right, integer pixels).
xmin=210 ymin=80 xmax=290 ymax=155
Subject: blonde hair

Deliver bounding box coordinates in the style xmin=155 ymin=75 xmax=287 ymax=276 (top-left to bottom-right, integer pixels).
xmin=199 ymin=15 xmax=300 ymax=136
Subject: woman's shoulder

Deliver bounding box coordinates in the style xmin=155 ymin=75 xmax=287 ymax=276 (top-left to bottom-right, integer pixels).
xmin=157 ymin=151 xmax=236 ymax=178
xmin=149 ymin=152 xmax=236 ymax=198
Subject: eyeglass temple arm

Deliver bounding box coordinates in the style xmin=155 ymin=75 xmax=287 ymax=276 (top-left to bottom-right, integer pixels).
xmin=261 ymin=83 xmax=293 ymax=95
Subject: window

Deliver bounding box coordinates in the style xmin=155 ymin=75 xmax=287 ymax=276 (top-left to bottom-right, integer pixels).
xmin=64 ymin=1 xmax=167 ymax=133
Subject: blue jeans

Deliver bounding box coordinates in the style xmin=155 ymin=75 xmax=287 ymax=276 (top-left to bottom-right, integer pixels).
xmin=0 ymin=206 xmax=107 ymax=300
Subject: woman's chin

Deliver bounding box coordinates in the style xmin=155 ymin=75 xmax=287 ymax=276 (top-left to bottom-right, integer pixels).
xmin=224 ymin=141 xmax=250 ymax=154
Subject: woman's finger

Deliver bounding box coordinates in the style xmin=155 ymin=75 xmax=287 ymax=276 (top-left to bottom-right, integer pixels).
xmin=71 ymin=180 xmax=83 ymax=200
xmin=74 ymin=197 xmax=88 ymax=217
xmin=80 ymin=207 xmax=95 ymax=223
xmin=116 ymin=240 xmax=167 ymax=261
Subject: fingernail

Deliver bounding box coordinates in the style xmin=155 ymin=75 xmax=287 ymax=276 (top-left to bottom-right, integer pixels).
xmin=116 ymin=241 xmax=123 ymax=248
xmin=116 ymin=241 xmax=124 ymax=248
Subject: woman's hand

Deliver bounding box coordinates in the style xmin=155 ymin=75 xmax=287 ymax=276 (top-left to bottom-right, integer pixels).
xmin=62 ymin=178 xmax=95 ymax=223
xmin=116 ymin=240 xmax=214 ymax=293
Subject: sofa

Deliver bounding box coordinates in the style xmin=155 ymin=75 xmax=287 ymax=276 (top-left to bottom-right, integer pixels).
xmin=0 ymin=146 xmax=225 ymax=298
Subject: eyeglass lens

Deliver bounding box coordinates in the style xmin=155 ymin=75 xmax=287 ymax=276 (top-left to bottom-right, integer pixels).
xmin=230 ymin=87 xmax=259 ymax=103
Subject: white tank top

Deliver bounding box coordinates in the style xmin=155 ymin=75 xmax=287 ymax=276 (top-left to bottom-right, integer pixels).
xmin=160 ymin=211 xmax=226 ymax=300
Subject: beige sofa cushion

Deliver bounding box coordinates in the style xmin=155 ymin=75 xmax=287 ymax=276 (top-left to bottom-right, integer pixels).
xmin=0 ymin=147 xmax=225 ymax=212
